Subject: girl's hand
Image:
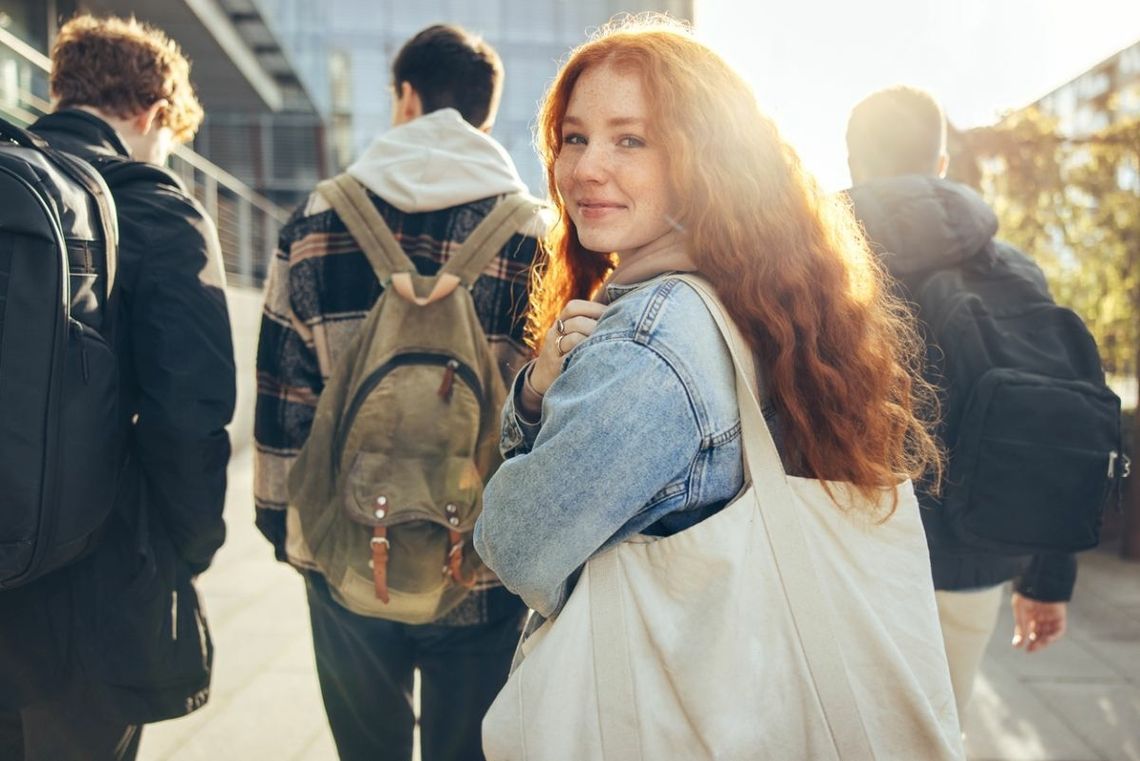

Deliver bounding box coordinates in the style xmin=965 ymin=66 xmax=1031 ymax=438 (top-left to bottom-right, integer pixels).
xmin=529 ymin=300 xmax=607 ymax=395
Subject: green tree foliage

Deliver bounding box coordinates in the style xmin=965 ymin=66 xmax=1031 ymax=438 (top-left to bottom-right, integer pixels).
xmin=950 ymin=109 xmax=1140 ymax=382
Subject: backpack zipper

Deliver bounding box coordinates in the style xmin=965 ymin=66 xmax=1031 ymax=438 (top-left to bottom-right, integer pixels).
xmin=73 ymin=321 xmax=90 ymax=382
xmin=438 ymin=359 xmax=460 ymax=401
xmin=335 ymin=353 xmax=483 ymax=465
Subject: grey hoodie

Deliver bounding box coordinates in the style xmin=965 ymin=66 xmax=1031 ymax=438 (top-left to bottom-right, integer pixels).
xmin=346 ymin=108 xmax=528 ymax=214
xmin=848 ymin=175 xmax=999 ymax=279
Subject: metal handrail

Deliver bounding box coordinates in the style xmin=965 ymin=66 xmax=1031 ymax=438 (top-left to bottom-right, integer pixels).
xmin=0 ymin=26 xmax=49 ymax=70
xmin=171 ymin=144 xmax=285 ymax=219
xmin=0 ymin=24 xmax=288 ymax=222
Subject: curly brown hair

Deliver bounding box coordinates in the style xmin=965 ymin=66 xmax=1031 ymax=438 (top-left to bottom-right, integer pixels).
xmin=50 ymin=14 xmax=204 ymax=143
xmin=532 ymin=15 xmax=943 ymax=511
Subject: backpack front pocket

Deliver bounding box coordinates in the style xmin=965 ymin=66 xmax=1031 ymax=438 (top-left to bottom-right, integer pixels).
xmin=945 ymin=368 xmax=1122 ymax=554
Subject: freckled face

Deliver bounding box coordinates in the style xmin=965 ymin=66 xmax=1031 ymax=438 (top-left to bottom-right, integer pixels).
xmin=554 ymin=64 xmax=677 ymax=259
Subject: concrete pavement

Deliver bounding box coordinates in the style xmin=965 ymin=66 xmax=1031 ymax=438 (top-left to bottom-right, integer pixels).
xmin=137 ymin=286 xmax=1140 ymax=761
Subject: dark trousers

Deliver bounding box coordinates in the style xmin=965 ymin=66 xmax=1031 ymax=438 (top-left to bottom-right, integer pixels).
xmin=0 ymin=695 xmax=140 ymax=761
xmin=305 ymin=573 xmax=524 ymax=761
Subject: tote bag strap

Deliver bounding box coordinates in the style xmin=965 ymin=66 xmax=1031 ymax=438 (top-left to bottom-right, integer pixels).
xmin=672 ymin=274 xmax=875 ymax=760
xmin=588 ymin=551 xmax=644 ymax=760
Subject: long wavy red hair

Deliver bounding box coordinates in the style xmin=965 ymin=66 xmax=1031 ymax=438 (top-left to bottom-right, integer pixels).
xmin=530 ymin=15 xmax=941 ymax=505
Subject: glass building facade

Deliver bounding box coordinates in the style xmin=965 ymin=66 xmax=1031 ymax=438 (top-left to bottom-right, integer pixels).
xmin=258 ymin=0 xmax=693 ymax=194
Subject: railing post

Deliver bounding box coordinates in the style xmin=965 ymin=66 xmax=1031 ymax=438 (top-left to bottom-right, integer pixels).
xmin=204 ymin=173 xmax=219 ymax=225
xmin=238 ymin=196 xmax=253 ymax=287
xmin=1 ymin=58 xmax=17 ymax=110
xmin=263 ymin=208 xmax=278 ymax=281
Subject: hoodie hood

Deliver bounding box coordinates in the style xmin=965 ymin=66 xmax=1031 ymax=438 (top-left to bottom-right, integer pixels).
xmin=346 ymin=108 xmax=528 ymax=213
xmin=847 ymin=176 xmax=998 ymax=278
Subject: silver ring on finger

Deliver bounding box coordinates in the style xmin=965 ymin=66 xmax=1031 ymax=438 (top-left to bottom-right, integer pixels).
xmin=556 ymin=334 xmax=568 ymax=356
xmin=555 ymin=318 xmax=567 ymax=336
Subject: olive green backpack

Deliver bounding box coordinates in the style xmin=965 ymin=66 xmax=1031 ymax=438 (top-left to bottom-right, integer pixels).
xmin=286 ymin=174 xmax=541 ymax=623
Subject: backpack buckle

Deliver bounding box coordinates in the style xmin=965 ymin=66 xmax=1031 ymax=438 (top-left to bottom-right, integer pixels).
xmin=444 ymin=529 xmax=477 ymax=589
xmin=1109 ymin=451 xmax=1132 ymax=479
xmin=370 ymin=527 xmax=391 ymax=603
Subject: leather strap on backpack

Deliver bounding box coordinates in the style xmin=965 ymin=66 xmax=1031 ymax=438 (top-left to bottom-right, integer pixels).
xmin=370 ymin=526 xmax=476 ymax=604
xmin=445 ymin=529 xmax=477 ymax=589
xmin=370 ymin=526 xmax=391 ymax=604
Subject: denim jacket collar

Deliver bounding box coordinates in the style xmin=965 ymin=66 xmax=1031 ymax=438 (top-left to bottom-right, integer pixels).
xmin=601 ymin=270 xmax=696 ymax=305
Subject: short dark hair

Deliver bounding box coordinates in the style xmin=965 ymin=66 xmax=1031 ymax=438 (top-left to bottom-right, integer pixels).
xmin=846 ymin=86 xmax=946 ymax=181
xmin=391 ymin=24 xmax=503 ymax=129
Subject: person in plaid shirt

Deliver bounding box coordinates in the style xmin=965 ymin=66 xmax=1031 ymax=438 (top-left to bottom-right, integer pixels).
xmin=253 ymin=24 xmax=544 ymax=761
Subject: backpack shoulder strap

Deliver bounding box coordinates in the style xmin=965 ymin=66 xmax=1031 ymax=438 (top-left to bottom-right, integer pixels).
xmin=0 ymin=116 xmax=49 ymax=150
xmin=441 ymin=194 xmax=543 ymax=286
xmin=46 ymin=151 xmax=123 ymax=312
xmin=316 ymin=174 xmax=414 ymax=285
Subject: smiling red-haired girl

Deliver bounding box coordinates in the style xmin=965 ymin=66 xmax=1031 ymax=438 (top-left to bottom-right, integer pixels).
xmin=475 ymin=14 xmax=963 ymax=760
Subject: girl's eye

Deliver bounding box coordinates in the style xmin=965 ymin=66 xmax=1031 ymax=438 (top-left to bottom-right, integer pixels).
xmin=618 ymin=136 xmax=645 ymax=148
xmin=563 ymin=133 xmax=587 ymax=146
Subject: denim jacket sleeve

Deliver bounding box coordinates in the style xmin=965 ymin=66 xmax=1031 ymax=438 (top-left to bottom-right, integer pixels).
xmin=499 ymin=362 xmax=545 ymax=458
xmin=474 ymin=336 xmax=701 ymax=618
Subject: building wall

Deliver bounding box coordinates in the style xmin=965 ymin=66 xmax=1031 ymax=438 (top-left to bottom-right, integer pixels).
xmin=0 ymin=0 xmax=79 ymax=52
xmin=0 ymin=0 xmax=328 ymax=212
xmin=257 ymin=0 xmax=693 ymax=194
xmin=1035 ymin=39 xmax=1140 ymax=138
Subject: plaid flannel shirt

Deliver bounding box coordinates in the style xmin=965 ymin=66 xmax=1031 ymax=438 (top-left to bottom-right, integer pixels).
xmin=254 ymin=188 xmax=544 ymax=623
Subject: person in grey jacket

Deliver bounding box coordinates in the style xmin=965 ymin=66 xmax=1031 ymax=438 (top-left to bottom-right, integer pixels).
xmin=845 ymin=85 xmax=1074 ymax=721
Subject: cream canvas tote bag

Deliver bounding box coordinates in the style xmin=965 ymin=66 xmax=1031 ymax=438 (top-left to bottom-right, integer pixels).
xmin=482 ymin=275 xmax=963 ymax=761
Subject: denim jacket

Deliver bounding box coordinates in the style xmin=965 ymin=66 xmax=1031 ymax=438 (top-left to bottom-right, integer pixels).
xmin=474 ymin=276 xmax=753 ymax=617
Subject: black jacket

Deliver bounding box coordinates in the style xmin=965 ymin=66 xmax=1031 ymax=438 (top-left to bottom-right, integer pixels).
xmin=848 ymin=175 xmax=1076 ymax=601
xmin=0 ymin=110 xmax=235 ymax=720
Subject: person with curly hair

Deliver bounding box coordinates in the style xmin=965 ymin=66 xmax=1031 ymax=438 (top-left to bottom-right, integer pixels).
xmin=1 ymin=14 xmax=234 ymax=761
xmin=475 ymin=15 xmax=962 ymax=758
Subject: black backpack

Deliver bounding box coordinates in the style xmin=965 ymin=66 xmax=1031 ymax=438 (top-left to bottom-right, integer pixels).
xmin=0 ymin=117 xmax=124 ymax=589
xmin=907 ymin=241 xmax=1126 ymax=555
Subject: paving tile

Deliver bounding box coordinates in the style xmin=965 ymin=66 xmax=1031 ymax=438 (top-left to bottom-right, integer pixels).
xmin=268 ymin=631 xmax=319 ymax=675
xmin=157 ymin=672 xmax=331 ymax=761
xmin=1066 ymin=598 xmax=1140 ymax=643
xmin=1033 ymin=683 xmax=1140 ymax=761
xmin=1075 ymin=554 xmax=1140 ymax=608
xmin=1081 ymin=639 xmax=1140 ymax=684
xmin=217 ymin=575 xmax=312 ymax=638
xmin=964 ymin=661 xmax=1101 ymax=761
xmin=984 ymin=627 xmax=1127 ymax=684
xmin=137 ymin=705 xmax=215 ymax=761
xmin=294 ymin=729 xmax=339 ymax=761
xmin=207 ymin=629 xmax=297 ymax=699
xmin=197 ymin=560 xmax=296 ymax=628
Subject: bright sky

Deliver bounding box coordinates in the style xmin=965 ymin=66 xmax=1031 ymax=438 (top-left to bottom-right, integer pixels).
xmin=698 ymin=0 xmax=1140 ymax=190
